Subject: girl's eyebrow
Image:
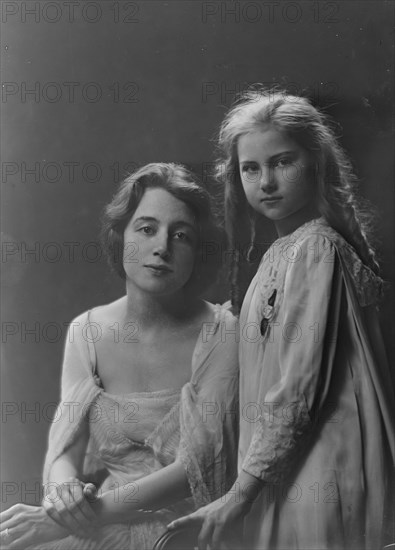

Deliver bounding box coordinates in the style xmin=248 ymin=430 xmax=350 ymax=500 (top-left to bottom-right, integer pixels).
xmin=269 ymin=150 xmax=297 ymax=160
xmin=240 ymin=150 xmax=297 ymax=163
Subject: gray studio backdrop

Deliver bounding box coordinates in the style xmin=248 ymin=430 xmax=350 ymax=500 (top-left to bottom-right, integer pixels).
xmin=1 ymin=0 xmax=394 ymax=509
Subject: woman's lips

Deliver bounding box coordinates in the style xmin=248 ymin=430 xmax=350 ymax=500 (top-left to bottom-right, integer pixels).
xmin=144 ymin=264 xmax=173 ymax=273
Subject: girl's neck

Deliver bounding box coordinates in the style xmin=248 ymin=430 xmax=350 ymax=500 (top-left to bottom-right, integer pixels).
xmin=274 ymin=203 xmax=320 ymax=238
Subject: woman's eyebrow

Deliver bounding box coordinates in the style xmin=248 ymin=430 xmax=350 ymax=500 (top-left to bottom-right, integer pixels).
xmin=133 ymin=216 xmax=158 ymax=224
xmin=172 ymin=220 xmax=198 ymax=233
xmin=133 ymin=216 xmax=197 ymax=233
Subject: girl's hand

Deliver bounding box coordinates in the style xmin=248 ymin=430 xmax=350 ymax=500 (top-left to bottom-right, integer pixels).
xmin=42 ymin=477 xmax=98 ymax=536
xmin=167 ymin=496 xmax=251 ymax=550
xmin=0 ymin=503 xmax=69 ymax=549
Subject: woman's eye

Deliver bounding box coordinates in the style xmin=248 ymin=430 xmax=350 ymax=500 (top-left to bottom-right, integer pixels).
xmin=139 ymin=226 xmax=154 ymax=235
xmin=173 ymin=231 xmax=188 ymax=241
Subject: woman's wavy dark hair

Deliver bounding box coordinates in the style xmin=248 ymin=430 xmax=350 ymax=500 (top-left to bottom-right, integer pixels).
xmin=101 ymin=162 xmax=224 ymax=297
xmin=216 ymin=87 xmax=380 ymax=312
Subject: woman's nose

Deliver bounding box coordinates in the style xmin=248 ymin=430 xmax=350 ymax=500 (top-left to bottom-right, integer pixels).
xmin=153 ymin=234 xmax=170 ymax=258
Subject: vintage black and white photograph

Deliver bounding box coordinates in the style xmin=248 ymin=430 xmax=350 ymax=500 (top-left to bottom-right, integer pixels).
xmin=1 ymin=1 xmax=394 ymax=549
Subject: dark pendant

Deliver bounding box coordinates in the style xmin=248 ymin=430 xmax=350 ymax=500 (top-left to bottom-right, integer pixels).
xmin=260 ymin=318 xmax=269 ymax=336
xmin=260 ymin=289 xmax=277 ymax=336
xmin=268 ymin=289 xmax=277 ymax=307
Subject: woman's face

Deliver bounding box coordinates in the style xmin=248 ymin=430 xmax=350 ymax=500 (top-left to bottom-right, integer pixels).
xmin=123 ymin=187 xmax=198 ymax=296
xmin=237 ymin=126 xmax=316 ymax=236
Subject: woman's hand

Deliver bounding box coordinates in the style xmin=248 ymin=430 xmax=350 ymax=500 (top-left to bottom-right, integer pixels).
xmin=167 ymin=495 xmax=251 ymax=550
xmin=42 ymin=477 xmax=98 ymax=536
xmin=0 ymin=503 xmax=69 ymax=549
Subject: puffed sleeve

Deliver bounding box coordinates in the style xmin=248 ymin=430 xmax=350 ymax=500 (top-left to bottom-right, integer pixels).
xmin=242 ymin=235 xmax=343 ymax=482
xmin=43 ymin=311 xmax=102 ymax=485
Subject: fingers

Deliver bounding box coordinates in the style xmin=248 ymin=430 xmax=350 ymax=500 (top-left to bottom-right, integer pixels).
xmin=0 ymin=524 xmax=23 ymax=550
xmin=0 ymin=503 xmax=23 ymax=523
xmin=0 ymin=530 xmax=13 ymax=550
xmin=0 ymin=503 xmax=27 ymax=532
xmin=167 ymin=511 xmax=202 ymax=531
xmin=43 ymin=479 xmax=96 ymax=535
xmin=197 ymin=521 xmax=217 ymax=550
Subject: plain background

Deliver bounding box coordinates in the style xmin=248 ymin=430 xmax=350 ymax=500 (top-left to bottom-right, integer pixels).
xmin=1 ymin=0 xmax=394 ymax=509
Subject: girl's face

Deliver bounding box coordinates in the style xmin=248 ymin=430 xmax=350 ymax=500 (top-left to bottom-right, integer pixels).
xmin=123 ymin=187 xmax=198 ymax=296
xmin=237 ymin=127 xmax=317 ymax=237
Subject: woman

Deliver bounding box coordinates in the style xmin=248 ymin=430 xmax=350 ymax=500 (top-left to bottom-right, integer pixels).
xmin=0 ymin=163 xmax=239 ymax=549
xmin=168 ymin=90 xmax=395 ymax=549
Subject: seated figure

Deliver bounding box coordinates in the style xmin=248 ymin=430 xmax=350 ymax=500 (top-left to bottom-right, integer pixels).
xmin=0 ymin=163 xmax=239 ymax=550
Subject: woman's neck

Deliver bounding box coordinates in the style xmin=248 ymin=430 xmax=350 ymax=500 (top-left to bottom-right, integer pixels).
xmin=123 ymin=284 xmax=195 ymax=330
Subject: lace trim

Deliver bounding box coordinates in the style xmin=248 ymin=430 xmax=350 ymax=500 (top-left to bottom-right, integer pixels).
xmin=256 ymin=218 xmax=383 ymax=310
xmin=242 ymin=398 xmax=312 ymax=483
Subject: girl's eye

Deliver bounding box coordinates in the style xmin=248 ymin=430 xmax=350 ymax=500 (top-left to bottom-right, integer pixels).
xmin=275 ymin=157 xmax=293 ymax=168
xmin=241 ymin=164 xmax=259 ymax=173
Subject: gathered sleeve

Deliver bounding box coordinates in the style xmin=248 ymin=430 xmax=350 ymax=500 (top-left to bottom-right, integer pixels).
xmin=242 ymin=235 xmax=344 ymax=483
xmin=43 ymin=311 xmax=102 ymax=486
xmin=177 ymin=306 xmax=239 ymax=508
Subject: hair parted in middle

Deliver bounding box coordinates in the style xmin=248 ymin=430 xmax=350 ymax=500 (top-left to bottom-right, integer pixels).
xmin=216 ymin=86 xmax=380 ymax=312
xmin=101 ymin=162 xmax=225 ymax=297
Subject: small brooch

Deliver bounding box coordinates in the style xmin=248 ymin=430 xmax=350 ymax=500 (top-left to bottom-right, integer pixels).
xmin=260 ymin=289 xmax=277 ymax=336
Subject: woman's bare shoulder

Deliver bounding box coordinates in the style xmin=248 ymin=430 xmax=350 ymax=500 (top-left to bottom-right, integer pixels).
xmin=88 ymin=296 xmax=127 ymax=325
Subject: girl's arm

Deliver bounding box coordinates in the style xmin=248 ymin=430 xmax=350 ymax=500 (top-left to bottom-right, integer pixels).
xmin=167 ymin=470 xmax=264 ymax=549
xmin=168 ymin=235 xmax=342 ymax=549
xmin=91 ymin=460 xmax=191 ymax=524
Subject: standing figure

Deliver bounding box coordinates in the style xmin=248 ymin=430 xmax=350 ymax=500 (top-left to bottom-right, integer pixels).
xmin=0 ymin=163 xmax=239 ymax=550
xmin=169 ymin=91 xmax=394 ymax=549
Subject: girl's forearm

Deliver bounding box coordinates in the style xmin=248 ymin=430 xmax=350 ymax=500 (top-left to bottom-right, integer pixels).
xmin=91 ymin=461 xmax=191 ymax=524
xmin=231 ymin=470 xmax=265 ymax=511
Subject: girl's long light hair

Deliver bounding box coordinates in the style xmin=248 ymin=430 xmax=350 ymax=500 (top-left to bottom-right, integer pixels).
xmin=216 ymin=88 xmax=380 ymax=312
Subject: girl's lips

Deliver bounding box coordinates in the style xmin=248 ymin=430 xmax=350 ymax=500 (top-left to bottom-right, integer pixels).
xmin=261 ymin=197 xmax=282 ymax=202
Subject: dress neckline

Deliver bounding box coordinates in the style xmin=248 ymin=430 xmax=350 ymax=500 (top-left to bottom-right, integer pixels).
xmin=100 ymin=386 xmax=181 ymax=399
xmin=86 ymin=301 xmax=222 ymax=397
xmin=274 ymin=217 xmax=327 ymax=245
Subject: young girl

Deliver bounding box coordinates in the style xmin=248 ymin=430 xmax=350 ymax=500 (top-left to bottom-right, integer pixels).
xmin=169 ymin=91 xmax=395 ymax=549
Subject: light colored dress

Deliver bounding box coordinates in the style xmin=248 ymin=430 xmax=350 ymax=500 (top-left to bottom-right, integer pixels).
xmin=239 ymin=218 xmax=394 ymax=550
xmin=34 ymin=303 xmax=239 ymax=549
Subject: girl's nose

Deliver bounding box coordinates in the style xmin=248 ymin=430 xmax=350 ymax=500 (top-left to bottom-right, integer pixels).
xmin=259 ymin=166 xmax=276 ymax=191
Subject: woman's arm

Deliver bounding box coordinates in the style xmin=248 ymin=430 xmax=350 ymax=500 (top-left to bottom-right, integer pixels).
xmin=43 ymin=420 xmax=98 ymax=535
xmin=91 ymin=460 xmax=191 ymax=524
xmin=47 ymin=419 xmax=89 ymax=484
xmin=0 ymin=504 xmax=70 ymax=549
